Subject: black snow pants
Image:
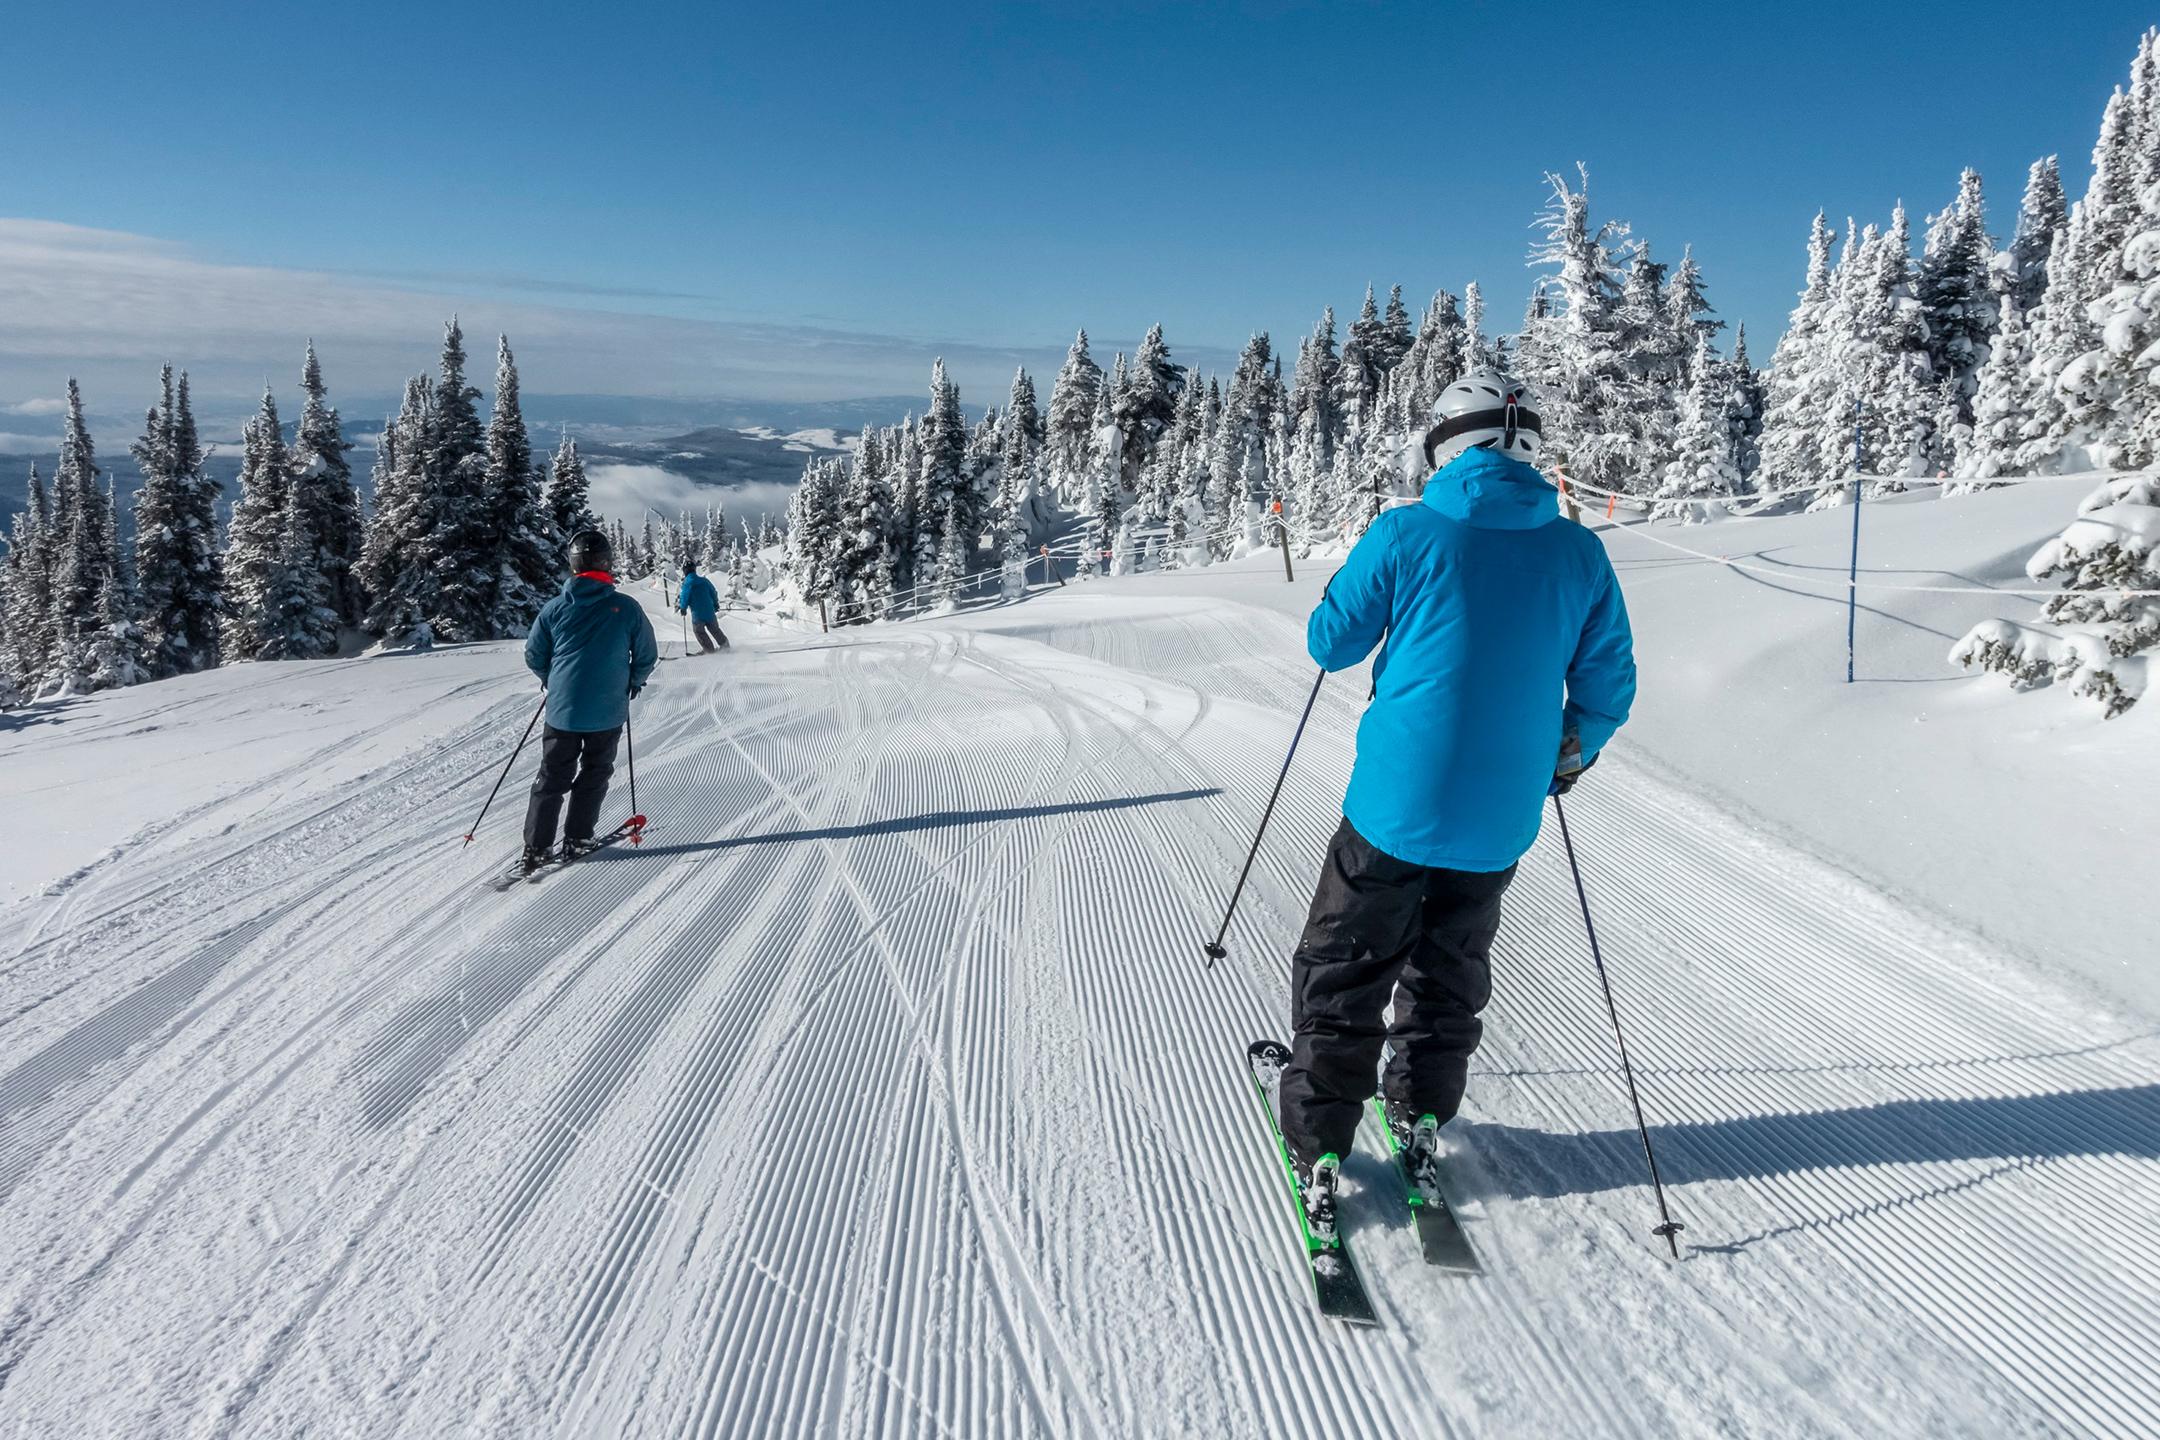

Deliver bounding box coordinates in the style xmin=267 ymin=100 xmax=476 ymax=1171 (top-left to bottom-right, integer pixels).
xmin=1279 ymin=817 xmax=1517 ymax=1169
xmin=523 ymin=724 xmax=623 ymax=852
xmin=691 ymin=620 xmax=728 ymax=652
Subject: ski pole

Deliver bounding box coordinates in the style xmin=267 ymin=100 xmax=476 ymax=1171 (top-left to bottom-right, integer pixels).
xmin=462 ymin=696 xmax=545 ymax=846
xmin=1203 ymin=668 xmax=1326 ymax=969
xmin=623 ymin=693 xmax=643 ymax=843
xmin=1552 ymin=794 xmax=1685 ymax=1258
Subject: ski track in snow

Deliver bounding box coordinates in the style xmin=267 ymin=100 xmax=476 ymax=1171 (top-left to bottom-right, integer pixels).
xmin=0 ymin=591 xmax=2155 ymax=1439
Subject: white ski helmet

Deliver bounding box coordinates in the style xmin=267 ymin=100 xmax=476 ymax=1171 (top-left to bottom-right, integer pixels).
xmin=1423 ymin=370 xmax=1542 ymax=470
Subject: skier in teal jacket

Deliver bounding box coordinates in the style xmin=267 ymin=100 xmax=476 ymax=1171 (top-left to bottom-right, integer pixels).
xmin=1279 ymin=371 xmax=1636 ymax=1238
xmin=676 ymin=562 xmax=727 ymax=652
xmin=520 ymin=530 xmax=659 ymax=870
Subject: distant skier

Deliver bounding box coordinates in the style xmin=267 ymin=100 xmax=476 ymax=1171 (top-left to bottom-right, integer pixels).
xmin=520 ymin=529 xmax=660 ymax=873
xmin=676 ymin=561 xmax=728 ymax=652
xmin=1279 ymin=370 xmax=1636 ymax=1235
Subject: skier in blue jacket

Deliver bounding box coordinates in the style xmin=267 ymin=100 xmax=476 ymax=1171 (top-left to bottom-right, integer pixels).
xmin=676 ymin=562 xmax=727 ymax=652
xmin=519 ymin=529 xmax=660 ymax=871
xmin=1280 ymin=371 xmax=1636 ymax=1236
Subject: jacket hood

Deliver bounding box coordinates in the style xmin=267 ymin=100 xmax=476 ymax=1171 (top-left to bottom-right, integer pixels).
xmin=563 ymin=574 xmax=618 ymax=605
xmin=1421 ymin=447 xmax=1559 ymax=531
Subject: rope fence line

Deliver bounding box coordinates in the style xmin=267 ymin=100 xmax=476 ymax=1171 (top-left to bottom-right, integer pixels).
xmin=1587 ymin=512 xmax=2160 ymax=599
xmin=1556 ymin=466 xmax=2144 ymax=512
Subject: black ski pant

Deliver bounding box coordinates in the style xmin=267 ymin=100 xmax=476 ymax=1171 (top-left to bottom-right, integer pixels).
xmin=523 ymin=724 xmax=623 ymax=852
xmin=691 ymin=620 xmax=727 ymax=651
xmin=1280 ymin=817 xmax=1516 ymax=1169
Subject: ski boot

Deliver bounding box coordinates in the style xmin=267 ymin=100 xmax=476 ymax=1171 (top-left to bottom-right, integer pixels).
xmin=1299 ymin=1152 xmax=1343 ymax=1248
xmin=1384 ymin=1099 xmax=1444 ymax=1200
xmin=519 ymin=847 xmax=552 ymax=876
xmin=559 ymin=835 xmax=604 ymax=862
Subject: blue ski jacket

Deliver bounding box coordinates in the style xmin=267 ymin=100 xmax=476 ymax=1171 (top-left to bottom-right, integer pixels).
xmin=1308 ymin=446 xmax=1636 ymax=872
xmin=526 ymin=573 xmax=660 ymax=733
xmin=677 ymin=572 xmax=720 ymax=622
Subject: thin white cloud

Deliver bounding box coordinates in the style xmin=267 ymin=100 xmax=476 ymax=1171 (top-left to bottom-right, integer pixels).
xmin=0 ymin=219 xmax=1072 ymax=414
xmin=585 ymin=463 xmax=799 ymax=530
xmin=0 ymin=431 xmax=57 ymax=452
xmin=3 ymin=397 xmax=65 ymax=416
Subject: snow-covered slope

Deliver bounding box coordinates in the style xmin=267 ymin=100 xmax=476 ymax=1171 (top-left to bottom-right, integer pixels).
xmin=0 ymin=491 xmax=2154 ymax=1438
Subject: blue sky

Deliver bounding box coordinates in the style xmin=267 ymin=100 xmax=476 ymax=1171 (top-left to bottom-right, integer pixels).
xmin=1 ymin=0 xmax=2154 ymax=413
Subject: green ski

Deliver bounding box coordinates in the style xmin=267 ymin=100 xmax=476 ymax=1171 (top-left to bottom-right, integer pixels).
xmin=1246 ymin=1040 xmax=1379 ymax=1326
xmin=1370 ymin=1098 xmax=1481 ymax=1274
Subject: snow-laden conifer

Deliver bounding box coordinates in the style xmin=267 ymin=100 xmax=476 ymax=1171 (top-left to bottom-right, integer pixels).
xmin=1655 ymin=335 xmax=1744 ymax=521
xmin=1114 ymin=323 xmax=1184 ymax=489
xmin=486 ymin=336 xmax=558 ymax=635
xmin=222 ymin=388 xmax=294 ymax=660
xmin=546 ymin=433 xmax=595 ymax=540
xmin=1916 ymin=170 xmax=1996 ymax=430
xmin=131 ymin=367 xmax=224 ymax=677
xmin=291 ymin=342 xmax=364 ymax=626
xmin=1044 ymin=331 xmax=1103 ymax=508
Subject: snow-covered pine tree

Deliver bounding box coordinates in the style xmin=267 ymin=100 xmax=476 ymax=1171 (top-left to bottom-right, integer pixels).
xmin=889 ymin=417 xmax=924 ymax=597
xmin=2024 ymin=83 xmax=2143 ymax=470
xmin=1044 ymin=331 xmax=1104 ymax=509
xmin=84 ymin=480 xmax=147 ymax=690
xmin=1460 ymin=281 xmax=1489 ymax=375
xmin=785 ymin=458 xmax=842 ymax=609
xmin=1521 ymin=167 xmax=1639 ymax=495
xmin=1085 ymin=381 xmax=1122 ymax=574
xmin=1378 ymin=285 xmax=1415 ymax=378
xmin=921 ymin=360 xmax=971 ymax=578
xmin=1758 ymin=213 xmax=1844 ymax=497
xmin=48 ymin=380 xmax=117 ymax=692
xmin=1092 ymin=456 xmax=1125 ymax=577
xmin=1114 ymin=323 xmax=1184 ymax=490
xmin=290 ymin=341 xmax=364 ymax=626
xmin=1660 ymin=248 xmax=1724 ymax=367
xmin=1952 ymin=473 xmax=2160 ymax=715
xmin=546 ymin=432 xmax=595 ymax=540
xmin=2003 ymin=156 xmax=2067 ymax=316
xmin=1655 ymin=335 xmax=1743 ymax=520
xmin=1001 ymin=367 xmax=1046 ymax=537
xmin=1 ymin=464 xmax=59 ymax=696
xmin=989 ymin=445 xmax=1031 ymax=596
xmin=222 ymin=388 xmax=295 ymax=661
xmin=1400 ymin=289 xmax=1466 ymax=418
xmin=424 ymin=319 xmax=497 ymax=639
xmin=1292 ymin=309 xmax=1342 ymax=456
xmin=702 ymin=504 xmax=729 ymax=570
xmin=1848 ymin=204 xmax=1940 ymax=489
xmin=1916 ymin=169 xmax=1996 ymax=439
xmin=966 ymin=404 xmax=1002 ymax=522
xmin=834 ymin=452 xmax=889 ymax=623
xmin=2060 ymin=41 xmax=2160 ymax=469
xmin=934 ymin=491 xmax=968 ymax=607
xmin=1956 ymin=291 xmax=2037 ymax=488
xmin=359 ymin=377 xmax=435 ymax=645
xmin=1614 ymin=245 xmax=1682 ymax=481
xmin=1723 ymin=324 xmax=1766 ymax=481
xmin=1336 ymin=287 xmax=1387 ymax=423
xmin=1208 ymin=335 xmax=1275 ymax=557
xmin=485 ymin=336 xmax=558 ymax=635
xmin=130 ymin=366 xmax=224 ymax=677
xmin=253 ymin=477 xmax=338 ymax=662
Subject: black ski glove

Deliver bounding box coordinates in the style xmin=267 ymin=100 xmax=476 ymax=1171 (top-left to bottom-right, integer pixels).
xmin=628 ymin=684 xmax=643 ymax=699
xmin=1549 ymin=734 xmax=1594 ymax=796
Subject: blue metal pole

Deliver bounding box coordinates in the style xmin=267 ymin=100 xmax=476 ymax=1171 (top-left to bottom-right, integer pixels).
xmin=1847 ymin=399 xmax=1863 ymax=685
